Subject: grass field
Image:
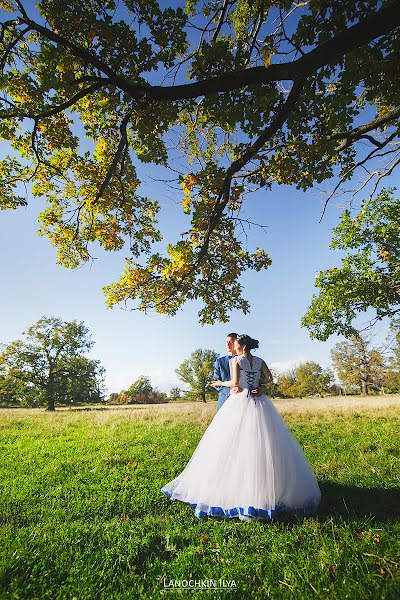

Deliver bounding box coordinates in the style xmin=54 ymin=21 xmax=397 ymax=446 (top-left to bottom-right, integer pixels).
xmin=0 ymin=397 xmax=399 ymax=599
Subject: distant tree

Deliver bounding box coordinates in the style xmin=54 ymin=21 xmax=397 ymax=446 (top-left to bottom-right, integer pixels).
xmin=107 ymin=392 xmax=121 ymax=404
xmin=107 ymin=390 xmax=131 ymax=405
xmin=276 ymin=361 xmax=333 ymax=398
xmin=381 ymin=370 xmax=400 ymax=394
xmin=295 ymin=362 xmax=334 ymax=397
xmin=382 ymin=323 xmax=400 ymax=393
xmin=331 ymin=334 xmax=386 ymax=395
xmin=111 ymin=376 xmax=169 ymax=404
xmin=169 ymin=387 xmax=182 ymax=401
xmin=262 ymin=380 xmax=280 ymax=398
xmin=341 ymin=384 xmax=361 ymax=396
xmin=303 ymin=190 xmax=400 ymax=341
xmin=176 ymin=349 xmax=219 ymax=403
xmin=127 ymin=376 xmax=153 ymax=399
xmin=327 ymin=383 xmax=345 ymax=397
xmin=276 ymin=369 xmax=299 ymax=399
xmin=0 ymin=374 xmax=24 ymax=405
xmin=0 ymin=316 xmax=102 ymax=410
xmin=130 ymin=390 xmax=168 ymax=405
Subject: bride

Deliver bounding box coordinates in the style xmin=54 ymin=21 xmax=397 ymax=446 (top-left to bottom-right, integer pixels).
xmin=161 ymin=334 xmax=321 ymax=521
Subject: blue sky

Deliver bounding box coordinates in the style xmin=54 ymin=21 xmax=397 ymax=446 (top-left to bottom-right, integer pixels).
xmin=0 ymin=1 xmax=397 ymax=394
xmin=3 ymin=163 xmax=395 ymax=394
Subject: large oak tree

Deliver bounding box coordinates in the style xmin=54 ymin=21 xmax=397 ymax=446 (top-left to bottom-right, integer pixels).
xmin=330 ymin=333 xmax=385 ymax=394
xmin=0 ymin=316 xmax=103 ymax=410
xmin=1 ymin=0 xmax=399 ymax=322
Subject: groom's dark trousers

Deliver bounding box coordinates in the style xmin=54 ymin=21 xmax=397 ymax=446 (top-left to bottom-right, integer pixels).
xmin=214 ymin=354 xmax=235 ymax=411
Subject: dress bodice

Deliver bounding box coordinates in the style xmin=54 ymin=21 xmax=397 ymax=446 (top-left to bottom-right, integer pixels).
xmin=236 ymin=355 xmax=263 ymax=390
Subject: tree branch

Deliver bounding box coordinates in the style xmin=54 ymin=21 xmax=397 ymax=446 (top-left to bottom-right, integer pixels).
xmin=16 ymin=2 xmax=400 ymax=102
xmin=149 ymin=1 xmax=400 ymax=100
xmin=95 ymin=112 xmax=130 ymax=202
xmin=14 ymin=0 xmax=29 ymax=20
xmin=0 ymin=25 xmax=31 ymax=74
xmin=201 ymin=79 xmax=306 ymax=256
xmin=369 ymin=153 xmax=400 ymax=199
xmin=0 ymin=83 xmax=104 ymax=120
xmin=150 ymin=78 xmax=306 ymax=312
xmin=328 ymin=106 xmax=400 ymax=150
xmin=319 ymin=129 xmax=400 ymax=220
xmin=212 ymin=0 xmax=233 ymax=41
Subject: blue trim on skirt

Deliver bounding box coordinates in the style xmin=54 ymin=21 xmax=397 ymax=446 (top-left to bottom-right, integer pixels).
xmin=161 ymin=488 xmax=318 ymax=520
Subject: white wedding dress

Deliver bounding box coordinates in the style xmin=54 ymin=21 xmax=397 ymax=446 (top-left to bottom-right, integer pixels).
xmin=161 ymin=355 xmax=321 ymax=521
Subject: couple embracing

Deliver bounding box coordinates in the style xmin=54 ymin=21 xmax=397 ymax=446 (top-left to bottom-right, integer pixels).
xmin=161 ymin=333 xmax=321 ymax=522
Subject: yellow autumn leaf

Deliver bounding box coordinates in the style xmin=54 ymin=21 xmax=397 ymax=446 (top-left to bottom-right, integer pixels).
xmin=181 ymin=196 xmax=192 ymax=213
xmin=0 ymin=1 xmax=14 ymax=12
xmin=94 ymin=137 xmax=108 ymax=160
xmin=261 ymin=46 xmax=272 ymax=67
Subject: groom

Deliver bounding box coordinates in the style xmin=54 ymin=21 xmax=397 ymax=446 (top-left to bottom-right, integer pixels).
xmin=213 ymin=333 xmax=239 ymax=411
xmin=213 ymin=332 xmax=265 ymax=411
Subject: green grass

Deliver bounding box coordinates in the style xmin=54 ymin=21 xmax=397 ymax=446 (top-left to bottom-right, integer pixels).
xmin=0 ymin=402 xmax=399 ymax=599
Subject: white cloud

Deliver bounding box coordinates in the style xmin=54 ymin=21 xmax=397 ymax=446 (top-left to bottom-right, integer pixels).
xmin=149 ymin=369 xmax=183 ymax=392
xmin=270 ymin=355 xmax=306 ymax=374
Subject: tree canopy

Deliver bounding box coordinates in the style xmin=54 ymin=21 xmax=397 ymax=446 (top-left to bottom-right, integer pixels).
xmin=0 ymin=316 xmax=103 ymax=410
xmin=302 ymin=189 xmax=400 ymax=340
xmin=1 ymin=0 xmax=399 ymax=323
xmin=276 ymin=360 xmax=333 ymax=397
xmin=128 ymin=375 xmax=153 ymax=397
xmin=127 ymin=375 xmax=168 ymax=403
xmin=384 ymin=322 xmax=400 ymax=392
xmin=176 ymin=348 xmax=218 ymax=402
xmin=107 ymin=375 xmax=168 ymax=404
xmin=330 ymin=333 xmax=385 ymax=394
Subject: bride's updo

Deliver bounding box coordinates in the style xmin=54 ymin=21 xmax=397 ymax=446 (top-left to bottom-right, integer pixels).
xmin=237 ymin=334 xmax=259 ymax=350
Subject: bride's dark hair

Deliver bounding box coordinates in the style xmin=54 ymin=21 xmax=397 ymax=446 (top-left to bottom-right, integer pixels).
xmin=237 ymin=334 xmax=259 ymax=350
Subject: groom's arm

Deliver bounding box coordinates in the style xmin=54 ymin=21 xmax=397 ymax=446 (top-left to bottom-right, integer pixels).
xmin=213 ymin=358 xmax=223 ymax=392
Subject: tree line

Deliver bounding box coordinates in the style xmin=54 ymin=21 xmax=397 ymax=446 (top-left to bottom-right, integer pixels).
xmin=2 ymin=320 xmax=399 ymax=410
xmin=273 ymin=330 xmax=400 ymax=398
xmin=161 ymin=334 xmax=400 ymax=401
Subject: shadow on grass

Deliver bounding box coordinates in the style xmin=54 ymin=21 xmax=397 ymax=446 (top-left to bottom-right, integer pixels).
xmin=237 ymin=481 xmax=400 ymax=526
xmin=316 ymin=480 xmax=400 ymax=521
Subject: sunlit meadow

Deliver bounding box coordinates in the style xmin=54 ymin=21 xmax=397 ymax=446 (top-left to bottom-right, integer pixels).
xmin=0 ymin=397 xmax=399 ymax=599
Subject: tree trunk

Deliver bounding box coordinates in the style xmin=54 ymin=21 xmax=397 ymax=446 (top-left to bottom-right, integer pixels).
xmin=361 ymin=379 xmax=367 ymax=395
xmin=202 ymin=391 xmax=206 ymax=403
xmin=45 ymin=378 xmax=55 ymax=411
xmin=45 ymin=397 xmax=55 ymax=411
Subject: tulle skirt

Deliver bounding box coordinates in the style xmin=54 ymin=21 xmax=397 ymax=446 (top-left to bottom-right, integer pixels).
xmin=161 ymin=390 xmax=321 ymax=520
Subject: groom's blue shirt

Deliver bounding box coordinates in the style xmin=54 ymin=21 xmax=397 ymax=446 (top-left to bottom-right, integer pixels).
xmin=214 ymin=354 xmax=235 ymax=411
